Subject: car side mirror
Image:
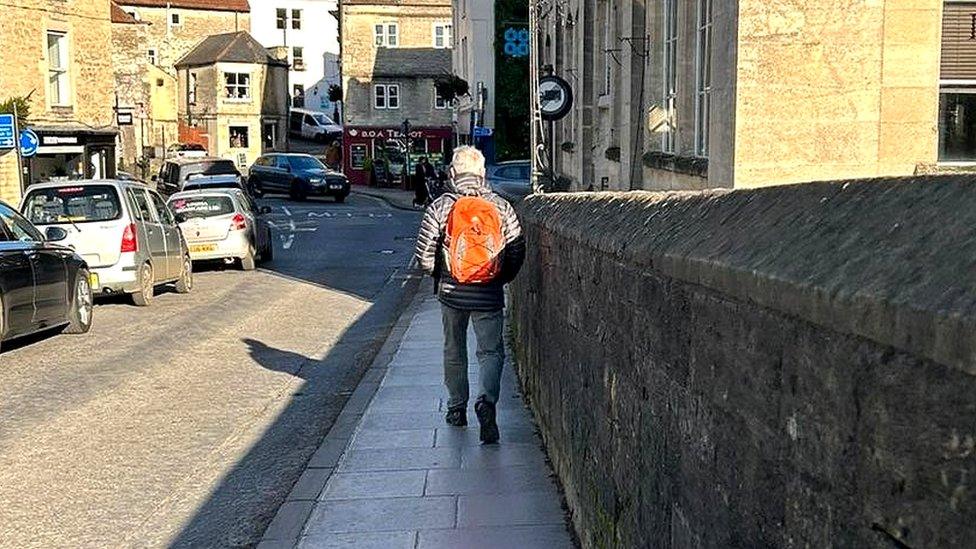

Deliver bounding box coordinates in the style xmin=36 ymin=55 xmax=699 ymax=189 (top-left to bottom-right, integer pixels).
xmin=173 ymin=212 xmax=187 ymax=223
xmin=45 ymin=226 xmax=68 ymax=242
xmin=259 ymin=206 xmax=272 ymax=214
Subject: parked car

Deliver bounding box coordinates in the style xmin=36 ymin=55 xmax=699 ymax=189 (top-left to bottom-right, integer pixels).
xmin=0 ymin=199 xmax=93 ymax=350
xmin=21 ymin=180 xmax=193 ymax=307
xmin=165 ymin=143 xmax=208 ymax=159
xmin=167 ymin=188 xmax=273 ymax=271
xmin=487 ymin=160 xmax=532 ymax=203
xmin=154 ymin=157 xmax=246 ymax=197
xmin=248 ymin=153 xmax=350 ymax=202
xmin=289 ymin=108 xmax=342 ymax=143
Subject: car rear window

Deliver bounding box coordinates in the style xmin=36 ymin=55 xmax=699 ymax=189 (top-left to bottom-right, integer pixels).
xmin=168 ymin=196 xmax=236 ymax=219
xmin=23 ymin=185 xmax=123 ymax=225
xmin=179 ymin=161 xmax=239 ymax=181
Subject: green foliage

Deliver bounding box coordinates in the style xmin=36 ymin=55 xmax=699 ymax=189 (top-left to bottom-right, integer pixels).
xmin=494 ymin=0 xmax=529 ymax=162
xmin=0 ymin=95 xmax=31 ymax=128
xmin=435 ymin=75 xmax=470 ymax=102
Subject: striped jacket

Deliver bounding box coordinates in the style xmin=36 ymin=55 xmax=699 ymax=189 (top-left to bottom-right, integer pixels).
xmin=414 ymin=173 xmax=525 ymax=311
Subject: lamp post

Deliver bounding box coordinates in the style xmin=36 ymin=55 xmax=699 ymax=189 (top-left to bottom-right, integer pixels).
xmin=401 ymin=118 xmax=412 ymax=190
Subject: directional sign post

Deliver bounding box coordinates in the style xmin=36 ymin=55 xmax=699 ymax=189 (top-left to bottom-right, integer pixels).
xmin=0 ymin=114 xmax=15 ymax=149
xmin=472 ymin=126 xmax=493 ymax=138
xmin=19 ymin=129 xmax=39 ymax=158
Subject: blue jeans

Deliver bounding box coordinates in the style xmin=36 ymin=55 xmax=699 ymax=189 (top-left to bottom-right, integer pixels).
xmin=441 ymin=304 xmax=505 ymax=409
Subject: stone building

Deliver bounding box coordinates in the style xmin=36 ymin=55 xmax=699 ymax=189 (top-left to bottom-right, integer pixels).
xmin=175 ymin=31 xmax=290 ymax=169
xmin=537 ymin=0 xmax=947 ymax=191
xmin=453 ymin=0 xmax=491 ymax=149
xmin=0 ymin=0 xmax=118 ymax=204
xmin=339 ymin=0 xmax=453 ymax=186
xmin=249 ymin=0 xmax=341 ymax=117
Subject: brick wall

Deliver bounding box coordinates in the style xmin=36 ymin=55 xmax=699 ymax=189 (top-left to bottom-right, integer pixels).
xmin=510 ymin=176 xmax=976 ymax=548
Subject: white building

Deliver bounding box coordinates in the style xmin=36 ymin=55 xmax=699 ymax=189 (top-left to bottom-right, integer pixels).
xmin=453 ymin=0 xmax=494 ymax=150
xmin=249 ymin=0 xmax=341 ymax=117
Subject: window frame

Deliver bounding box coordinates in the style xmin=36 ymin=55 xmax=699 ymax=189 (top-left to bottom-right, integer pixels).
xmin=602 ymin=0 xmax=613 ymax=96
xmin=169 ymin=12 xmax=181 ymax=27
xmin=276 ymin=8 xmax=287 ymax=29
xmin=47 ymin=31 xmax=70 ymax=107
xmin=434 ymin=86 xmax=449 ymax=109
xmin=374 ymin=22 xmax=399 ymax=48
xmin=433 ymin=22 xmax=453 ymax=49
xmin=229 ymin=126 xmax=250 ymax=149
xmin=293 ymin=46 xmax=305 ymax=69
xmin=662 ymin=0 xmax=678 ymax=154
xmin=147 ymin=48 xmax=157 ymax=65
xmin=291 ymin=8 xmax=302 ymax=29
xmin=374 ymin=84 xmax=401 ymax=110
xmin=694 ymin=0 xmax=713 ymax=158
xmin=223 ymin=72 xmax=252 ymax=101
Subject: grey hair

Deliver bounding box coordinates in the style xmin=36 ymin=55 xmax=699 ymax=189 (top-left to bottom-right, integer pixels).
xmin=451 ymin=145 xmax=486 ymax=176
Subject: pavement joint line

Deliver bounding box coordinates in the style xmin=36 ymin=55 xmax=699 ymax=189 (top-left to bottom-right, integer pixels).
xmin=260 ymin=278 xmax=430 ymax=547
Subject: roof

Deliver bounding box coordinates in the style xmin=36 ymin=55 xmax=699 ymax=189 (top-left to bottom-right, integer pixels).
xmin=175 ymin=32 xmax=289 ymax=68
xmin=372 ymin=48 xmax=452 ymax=78
xmin=110 ymin=2 xmax=140 ymax=24
xmin=116 ymin=0 xmax=249 ymax=13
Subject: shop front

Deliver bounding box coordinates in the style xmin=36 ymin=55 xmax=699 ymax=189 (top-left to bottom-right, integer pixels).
xmin=26 ymin=126 xmax=117 ymax=188
xmin=343 ymin=126 xmax=452 ymax=186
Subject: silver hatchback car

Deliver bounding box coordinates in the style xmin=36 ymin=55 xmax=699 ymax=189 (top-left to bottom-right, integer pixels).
xmin=21 ymin=180 xmax=193 ymax=306
xmin=167 ymin=189 xmax=273 ymax=270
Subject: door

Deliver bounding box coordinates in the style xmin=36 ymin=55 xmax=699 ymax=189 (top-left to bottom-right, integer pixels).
xmin=271 ymin=155 xmax=292 ymax=190
xmin=127 ymin=187 xmax=168 ymax=280
xmin=0 ymin=204 xmax=67 ymax=324
xmin=149 ymin=189 xmax=182 ymax=279
xmin=0 ymin=229 xmax=36 ymax=338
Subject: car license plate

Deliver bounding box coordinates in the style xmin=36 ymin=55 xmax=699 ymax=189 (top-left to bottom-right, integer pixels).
xmin=89 ymin=272 xmax=99 ymax=289
xmin=190 ymin=244 xmax=217 ymax=253
xmin=330 ymin=184 xmax=342 ymax=190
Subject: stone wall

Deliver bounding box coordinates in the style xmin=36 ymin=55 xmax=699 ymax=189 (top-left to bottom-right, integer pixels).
xmin=510 ymin=176 xmax=976 ymax=548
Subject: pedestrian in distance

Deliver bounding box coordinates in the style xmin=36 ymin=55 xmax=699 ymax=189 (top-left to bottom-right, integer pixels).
xmin=413 ymin=156 xmax=431 ymax=208
xmin=414 ymin=146 xmax=526 ymax=444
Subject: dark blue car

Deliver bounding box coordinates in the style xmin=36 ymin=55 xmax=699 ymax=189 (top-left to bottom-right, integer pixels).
xmin=248 ymin=153 xmax=350 ymax=202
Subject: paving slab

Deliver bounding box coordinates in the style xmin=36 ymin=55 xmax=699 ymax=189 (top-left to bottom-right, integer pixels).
xmin=303 ymin=496 xmax=457 ymax=535
xmin=298 ymin=531 xmax=416 ymax=549
xmin=320 ymin=470 xmax=427 ymax=500
xmin=417 ymin=525 xmax=574 ymax=549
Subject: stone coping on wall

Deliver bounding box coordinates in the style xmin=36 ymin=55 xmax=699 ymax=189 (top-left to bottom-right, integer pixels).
xmin=521 ymin=175 xmax=976 ymax=375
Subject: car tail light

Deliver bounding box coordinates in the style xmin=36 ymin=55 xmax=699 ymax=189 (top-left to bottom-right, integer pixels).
xmin=230 ymin=213 xmax=247 ymax=231
xmin=120 ymin=223 xmax=138 ymax=253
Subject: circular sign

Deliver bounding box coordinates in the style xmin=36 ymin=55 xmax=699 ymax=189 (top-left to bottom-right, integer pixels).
xmin=19 ymin=129 xmax=39 ymax=158
xmin=538 ymin=76 xmax=573 ymax=121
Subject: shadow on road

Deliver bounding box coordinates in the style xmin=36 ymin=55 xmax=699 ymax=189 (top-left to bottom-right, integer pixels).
xmin=166 ymin=268 xmax=421 ymax=547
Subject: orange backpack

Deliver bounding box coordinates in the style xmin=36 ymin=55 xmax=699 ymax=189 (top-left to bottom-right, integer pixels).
xmin=446 ymin=196 xmax=505 ymax=284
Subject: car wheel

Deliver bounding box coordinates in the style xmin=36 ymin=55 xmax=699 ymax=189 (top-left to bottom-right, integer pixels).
xmin=335 ymin=193 xmax=346 ymax=203
xmin=241 ymin=248 xmax=257 ymax=271
xmin=175 ymin=254 xmax=193 ymax=294
xmin=65 ymin=270 xmax=94 ymax=334
xmin=131 ymin=262 xmax=155 ymax=307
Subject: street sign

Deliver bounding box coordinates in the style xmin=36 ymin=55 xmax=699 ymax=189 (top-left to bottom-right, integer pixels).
xmin=117 ymin=111 xmax=134 ymax=126
xmin=538 ymin=75 xmax=573 ymax=121
xmin=0 ymin=114 xmax=14 ymax=149
xmin=503 ymin=27 xmax=529 ymax=58
xmin=19 ymin=129 xmax=39 ymax=158
xmin=473 ymin=126 xmax=493 ymax=138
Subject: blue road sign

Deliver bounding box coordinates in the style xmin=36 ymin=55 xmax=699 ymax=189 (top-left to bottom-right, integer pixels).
xmin=0 ymin=114 xmax=14 ymax=149
xmin=19 ymin=129 xmax=39 ymax=158
xmin=473 ymin=126 xmax=493 ymax=138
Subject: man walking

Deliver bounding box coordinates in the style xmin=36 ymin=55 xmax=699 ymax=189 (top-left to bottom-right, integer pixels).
xmin=414 ymin=146 xmax=525 ymax=444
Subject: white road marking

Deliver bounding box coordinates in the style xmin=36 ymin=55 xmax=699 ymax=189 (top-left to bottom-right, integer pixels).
xmin=281 ymin=234 xmax=296 ymax=249
xmin=282 ymin=205 xmax=292 ymax=216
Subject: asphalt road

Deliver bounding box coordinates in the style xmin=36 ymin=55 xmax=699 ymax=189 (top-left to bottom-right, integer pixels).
xmin=0 ymin=193 xmax=421 ymax=548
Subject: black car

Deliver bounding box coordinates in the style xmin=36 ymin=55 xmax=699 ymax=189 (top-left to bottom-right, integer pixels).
xmin=155 ymin=157 xmax=246 ymax=197
xmin=248 ymin=153 xmax=350 ymax=202
xmin=0 ymin=200 xmax=93 ymax=351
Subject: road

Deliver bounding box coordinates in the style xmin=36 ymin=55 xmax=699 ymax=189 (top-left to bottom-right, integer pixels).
xmin=0 ymin=193 xmax=421 ymax=548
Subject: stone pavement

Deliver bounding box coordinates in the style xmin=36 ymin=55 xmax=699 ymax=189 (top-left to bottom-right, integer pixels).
xmin=263 ymin=293 xmax=575 ymax=549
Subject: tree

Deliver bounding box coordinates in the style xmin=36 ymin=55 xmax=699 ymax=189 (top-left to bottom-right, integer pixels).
xmin=0 ymin=95 xmax=31 ymax=128
xmin=327 ymin=84 xmax=342 ymax=103
xmin=434 ymin=75 xmax=470 ymax=103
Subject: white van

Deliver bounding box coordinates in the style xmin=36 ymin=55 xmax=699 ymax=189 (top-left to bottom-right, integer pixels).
xmin=289 ymin=108 xmax=342 ymax=143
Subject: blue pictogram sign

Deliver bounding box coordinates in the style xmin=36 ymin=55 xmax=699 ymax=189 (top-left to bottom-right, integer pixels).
xmin=19 ymin=129 xmax=39 ymax=158
xmin=503 ymin=27 xmax=529 ymax=58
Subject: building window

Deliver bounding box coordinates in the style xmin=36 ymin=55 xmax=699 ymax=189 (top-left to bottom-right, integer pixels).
xmin=292 ymin=9 xmax=302 ymax=29
xmin=47 ymin=31 xmax=70 ymax=107
xmin=170 ymin=12 xmax=181 ymax=26
xmin=434 ymin=87 xmax=449 ymax=109
xmin=293 ymin=84 xmax=305 ymax=108
xmin=350 ymin=144 xmax=368 ymax=169
xmin=224 ymin=72 xmax=251 ymax=99
xmin=229 ymin=126 xmax=249 ymax=148
xmin=375 ymin=22 xmax=399 ymax=47
xmin=188 ymin=72 xmax=197 ymax=104
xmin=374 ymin=84 xmax=400 ymax=109
xmin=276 ymin=8 xmax=287 ymax=29
xmin=147 ymin=48 xmax=157 ymax=65
xmin=662 ymin=0 xmax=678 ymax=153
xmin=433 ymin=23 xmax=452 ymax=49
xmin=694 ymin=0 xmax=712 ymax=157
xmin=293 ymin=46 xmax=305 ymax=69
xmin=127 ymin=10 xmax=139 ymax=20
xmin=602 ymin=0 xmax=613 ymax=95
xmin=938 ymin=90 xmax=976 ymax=162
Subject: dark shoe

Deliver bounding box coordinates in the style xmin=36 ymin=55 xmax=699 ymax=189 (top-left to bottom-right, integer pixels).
xmin=474 ymin=398 xmax=499 ymax=444
xmin=445 ymin=406 xmax=467 ymax=427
